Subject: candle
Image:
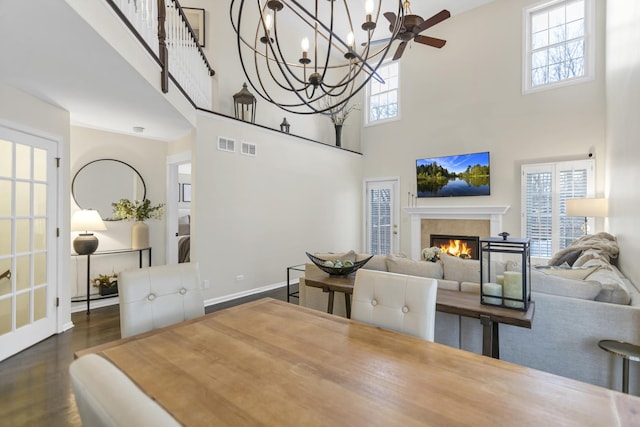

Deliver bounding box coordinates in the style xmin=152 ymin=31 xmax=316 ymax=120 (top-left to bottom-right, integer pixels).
xmin=482 ymin=282 xmax=503 ymax=305
xmin=496 ymin=275 xmax=504 ymax=285
xmin=503 ymin=271 xmax=523 ymax=308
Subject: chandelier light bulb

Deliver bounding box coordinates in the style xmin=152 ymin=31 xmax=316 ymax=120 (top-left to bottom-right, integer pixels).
xmin=264 ymin=14 xmax=272 ymax=31
xmin=365 ymin=0 xmax=374 ymax=15
xmin=301 ymin=37 xmax=309 ymax=53
xmin=346 ymin=32 xmax=354 ymax=47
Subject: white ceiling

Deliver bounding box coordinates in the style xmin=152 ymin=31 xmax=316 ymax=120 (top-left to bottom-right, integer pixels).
xmin=0 ymin=0 xmax=495 ymax=141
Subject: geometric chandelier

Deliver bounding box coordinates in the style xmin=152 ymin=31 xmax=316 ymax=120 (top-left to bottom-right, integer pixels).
xmin=230 ymin=0 xmax=404 ymax=115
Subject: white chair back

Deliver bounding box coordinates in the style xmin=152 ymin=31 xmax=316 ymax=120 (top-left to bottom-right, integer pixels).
xmin=70 ymin=354 xmax=180 ymax=427
xmin=119 ymin=262 xmax=204 ymax=338
xmin=351 ymin=269 xmax=438 ymax=341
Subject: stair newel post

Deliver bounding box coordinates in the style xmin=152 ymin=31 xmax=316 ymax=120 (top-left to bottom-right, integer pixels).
xmin=157 ymin=0 xmax=169 ymax=93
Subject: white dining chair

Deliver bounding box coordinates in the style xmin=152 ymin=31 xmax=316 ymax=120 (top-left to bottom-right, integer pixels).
xmin=70 ymin=354 xmax=180 ymax=427
xmin=118 ymin=262 xmax=204 ymax=338
xmin=351 ymin=269 xmax=438 ymax=341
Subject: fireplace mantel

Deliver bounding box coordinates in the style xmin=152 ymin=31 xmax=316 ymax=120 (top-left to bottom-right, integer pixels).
xmin=404 ymin=206 xmax=510 ymax=259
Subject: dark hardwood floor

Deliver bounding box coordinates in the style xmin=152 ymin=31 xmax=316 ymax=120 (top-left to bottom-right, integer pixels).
xmin=0 ymin=285 xmax=297 ymax=427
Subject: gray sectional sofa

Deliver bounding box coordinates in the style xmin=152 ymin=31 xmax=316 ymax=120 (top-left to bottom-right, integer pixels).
xmin=299 ymin=233 xmax=640 ymax=394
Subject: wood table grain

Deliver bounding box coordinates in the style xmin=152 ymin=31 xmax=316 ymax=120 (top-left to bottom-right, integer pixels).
xmin=78 ymin=298 xmax=640 ymax=426
xmin=304 ymin=268 xmax=534 ymax=358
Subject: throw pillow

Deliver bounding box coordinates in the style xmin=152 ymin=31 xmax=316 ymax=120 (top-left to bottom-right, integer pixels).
xmin=440 ymin=253 xmax=480 ymax=284
xmin=357 ymin=253 xmax=387 ymax=271
xmin=386 ymin=255 xmax=444 ymax=279
xmin=580 ymin=260 xmax=631 ymax=305
xmin=549 ymin=249 xmax=582 ymax=267
xmin=535 ymin=265 xmax=600 ymax=280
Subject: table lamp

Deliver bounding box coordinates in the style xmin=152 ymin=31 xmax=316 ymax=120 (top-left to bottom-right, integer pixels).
xmin=71 ymin=209 xmax=107 ymax=255
xmin=566 ymin=197 xmax=608 ymax=235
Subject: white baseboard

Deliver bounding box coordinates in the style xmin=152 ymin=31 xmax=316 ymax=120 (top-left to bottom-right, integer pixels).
xmin=204 ymin=279 xmax=299 ymax=307
xmin=71 ymin=297 xmax=119 ymax=313
xmin=69 ymin=279 xmax=300 ymax=313
xmin=60 ymin=321 xmax=75 ymax=332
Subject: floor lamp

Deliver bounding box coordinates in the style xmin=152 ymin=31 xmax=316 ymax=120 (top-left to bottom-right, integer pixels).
xmin=566 ymin=198 xmax=608 ymax=235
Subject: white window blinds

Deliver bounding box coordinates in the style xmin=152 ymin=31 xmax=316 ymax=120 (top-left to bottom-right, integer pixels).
xmin=368 ymin=188 xmax=392 ymax=255
xmin=521 ymin=159 xmax=594 ymax=258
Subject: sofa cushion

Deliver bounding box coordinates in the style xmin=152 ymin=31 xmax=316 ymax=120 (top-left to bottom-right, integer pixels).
xmin=527 ymin=268 xmax=601 ymax=300
xmin=534 ymin=265 xmax=600 ymax=280
xmin=386 ymin=254 xmax=444 ymax=279
xmin=440 ymin=254 xmax=480 ymax=284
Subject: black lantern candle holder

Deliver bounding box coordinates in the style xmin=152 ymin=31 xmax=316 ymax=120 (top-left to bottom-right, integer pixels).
xmin=480 ymin=234 xmax=531 ymax=311
xmin=233 ymin=82 xmax=256 ymax=123
xmin=280 ymin=117 xmax=290 ymax=133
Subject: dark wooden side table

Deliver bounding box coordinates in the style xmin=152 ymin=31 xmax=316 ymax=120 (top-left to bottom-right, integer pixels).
xmin=303 ymin=268 xmax=535 ymax=359
xmin=598 ymin=339 xmax=640 ymax=394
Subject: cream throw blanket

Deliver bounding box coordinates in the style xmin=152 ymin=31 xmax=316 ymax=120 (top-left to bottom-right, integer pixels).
xmin=548 ymin=232 xmax=619 ymax=265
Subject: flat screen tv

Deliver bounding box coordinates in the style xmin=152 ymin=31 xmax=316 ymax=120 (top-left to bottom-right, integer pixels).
xmin=416 ymin=151 xmax=490 ymax=198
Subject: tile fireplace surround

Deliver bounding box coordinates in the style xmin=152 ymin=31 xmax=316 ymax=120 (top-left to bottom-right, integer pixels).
xmin=404 ymin=206 xmax=510 ymax=260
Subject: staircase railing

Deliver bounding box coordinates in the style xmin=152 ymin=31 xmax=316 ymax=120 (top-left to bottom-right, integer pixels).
xmin=107 ymin=0 xmax=215 ymax=110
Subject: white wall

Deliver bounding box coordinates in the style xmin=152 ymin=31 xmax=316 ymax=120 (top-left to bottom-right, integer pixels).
xmin=69 ymin=126 xmax=168 ymax=297
xmin=361 ymin=0 xmax=607 ymax=256
xmin=0 ymin=82 xmax=71 ymax=332
xmin=605 ymin=0 xmax=640 ymax=287
xmin=193 ymin=111 xmax=363 ymax=301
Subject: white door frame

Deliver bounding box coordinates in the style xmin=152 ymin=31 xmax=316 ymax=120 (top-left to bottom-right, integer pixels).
xmin=363 ymin=176 xmax=400 ymax=254
xmin=166 ymin=151 xmax=191 ymax=264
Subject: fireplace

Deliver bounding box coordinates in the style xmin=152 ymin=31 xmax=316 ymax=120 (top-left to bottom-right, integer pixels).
xmin=430 ymin=234 xmax=480 ymax=260
xmin=405 ymin=206 xmax=510 ymax=260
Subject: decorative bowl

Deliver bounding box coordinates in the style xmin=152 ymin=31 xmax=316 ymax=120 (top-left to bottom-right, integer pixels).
xmin=306 ymin=252 xmax=373 ymax=276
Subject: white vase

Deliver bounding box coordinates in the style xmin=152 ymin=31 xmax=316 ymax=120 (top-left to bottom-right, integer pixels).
xmin=131 ymin=221 xmax=149 ymax=249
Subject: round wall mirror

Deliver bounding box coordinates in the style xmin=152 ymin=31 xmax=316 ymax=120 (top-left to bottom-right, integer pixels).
xmin=72 ymin=159 xmax=146 ymax=220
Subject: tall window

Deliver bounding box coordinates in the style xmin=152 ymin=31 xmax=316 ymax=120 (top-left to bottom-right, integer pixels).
xmin=521 ymin=159 xmax=594 ymax=258
xmin=366 ymin=62 xmax=399 ymax=125
xmin=523 ymin=0 xmax=594 ymax=93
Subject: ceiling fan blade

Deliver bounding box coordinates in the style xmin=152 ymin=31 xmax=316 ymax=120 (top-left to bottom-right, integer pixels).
xmin=362 ymin=37 xmax=392 ymax=47
xmin=414 ymin=35 xmax=447 ymax=49
xmin=383 ymin=12 xmax=397 ymax=25
xmin=393 ymin=41 xmax=407 ymax=60
xmin=415 ymin=9 xmax=451 ymax=34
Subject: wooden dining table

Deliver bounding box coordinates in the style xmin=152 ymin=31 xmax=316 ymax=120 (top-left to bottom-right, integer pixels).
xmin=303 ymin=268 xmax=535 ymax=359
xmin=77 ymin=298 xmax=640 ymax=426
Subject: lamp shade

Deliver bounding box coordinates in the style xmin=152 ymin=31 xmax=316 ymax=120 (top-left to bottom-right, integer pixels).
xmin=71 ymin=210 xmax=106 ymax=255
xmin=566 ymin=198 xmax=609 ymax=218
xmin=71 ymin=210 xmax=107 ymax=232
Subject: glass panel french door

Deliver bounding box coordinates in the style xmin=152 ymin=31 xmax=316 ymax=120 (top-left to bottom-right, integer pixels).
xmin=0 ymin=127 xmax=57 ymax=362
xmin=365 ymin=178 xmax=399 ymax=255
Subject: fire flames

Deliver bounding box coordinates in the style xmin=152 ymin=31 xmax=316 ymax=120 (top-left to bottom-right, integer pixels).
xmin=439 ymin=240 xmax=473 ymax=259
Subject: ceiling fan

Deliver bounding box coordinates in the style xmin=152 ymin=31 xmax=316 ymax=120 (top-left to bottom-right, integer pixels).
xmin=381 ymin=1 xmax=451 ymax=60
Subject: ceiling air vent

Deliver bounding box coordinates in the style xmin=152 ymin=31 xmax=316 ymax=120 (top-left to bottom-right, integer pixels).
xmin=218 ymin=137 xmax=235 ymax=153
xmin=241 ymin=141 xmax=257 ymax=156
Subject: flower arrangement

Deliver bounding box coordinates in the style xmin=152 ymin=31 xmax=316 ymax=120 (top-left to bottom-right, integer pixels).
xmin=323 ymin=98 xmax=360 ymax=125
xmin=422 ymin=246 xmax=442 ymax=262
xmin=112 ymin=199 xmax=164 ymax=222
xmin=92 ymin=272 xmax=118 ymax=289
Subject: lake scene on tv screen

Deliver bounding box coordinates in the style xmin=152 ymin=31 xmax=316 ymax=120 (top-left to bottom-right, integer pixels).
xmin=416 ymin=152 xmax=490 ymax=197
